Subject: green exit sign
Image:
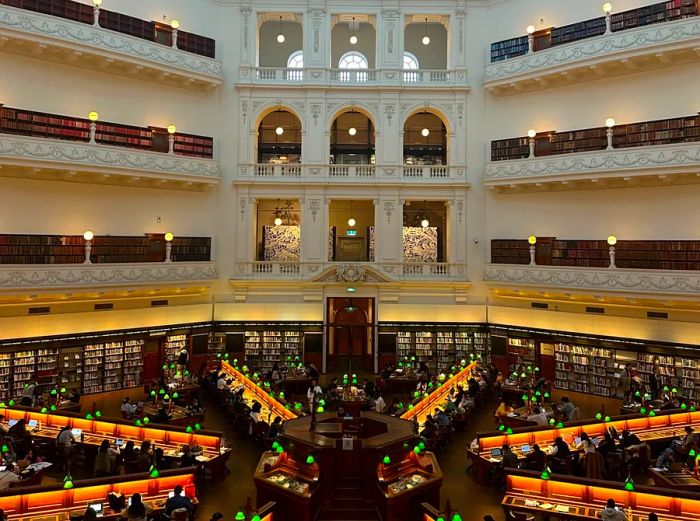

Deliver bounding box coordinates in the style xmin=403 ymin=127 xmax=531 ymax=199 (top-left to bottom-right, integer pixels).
xmin=346 ymin=229 xmax=357 ymax=236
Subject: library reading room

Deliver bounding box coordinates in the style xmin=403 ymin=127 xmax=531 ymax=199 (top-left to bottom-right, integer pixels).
xmin=1 ymin=0 xmax=700 ymax=520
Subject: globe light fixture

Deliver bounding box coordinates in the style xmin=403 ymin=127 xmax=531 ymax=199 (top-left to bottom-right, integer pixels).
xmin=88 ymin=111 xmax=99 ymax=122
xmin=167 ymin=125 xmax=177 ymax=135
xmin=164 ymin=232 xmax=174 ymax=242
xmin=276 ymin=16 xmax=285 ymax=43
xmin=93 ymin=0 xmax=102 ymax=6
xmin=83 ymin=230 xmax=94 ymax=241
xmin=422 ymin=18 xmax=430 ymax=45
xmin=275 ymin=126 xmax=284 ymax=136
xmin=170 ymin=19 xmax=180 ymax=30
xmin=527 ymin=129 xmax=537 ymax=138
xmin=350 ymin=17 xmax=358 ymax=45
xmin=605 ymin=117 xmax=615 ymax=128
xmin=274 ymin=217 xmax=283 ymax=226
xmin=603 ymin=2 xmax=613 ymax=13
xmin=526 ymin=25 xmax=536 ymax=34
xmin=348 ymin=217 xmax=356 ymax=227
xmin=607 ymin=235 xmax=617 ymax=246
xmin=421 ymin=128 xmax=430 ymax=137
xmin=348 ymin=127 xmax=357 ymax=136
xmin=528 ymin=235 xmax=537 ymax=245
xmin=421 ymin=218 xmax=430 ymax=228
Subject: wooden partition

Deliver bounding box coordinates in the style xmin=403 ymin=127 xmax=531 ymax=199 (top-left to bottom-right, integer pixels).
xmin=219 ymin=361 xmax=296 ymax=421
xmin=0 ymin=469 xmax=195 ymax=518
xmin=503 ymin=469 xmax=700 ymax=520
xmin=401 ymin=361 xmax=479 ymax=426
xmin=0 ymin=407 xmax=224 ymax=455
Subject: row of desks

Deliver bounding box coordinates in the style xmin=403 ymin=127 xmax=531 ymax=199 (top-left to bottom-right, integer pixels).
xmin=503 ymin=469 xmax=700 ymax=521
xmin=0 ymin=407 xmax=228 ymax=464
xmin=0 ymin=469 xmax=196 ymax=521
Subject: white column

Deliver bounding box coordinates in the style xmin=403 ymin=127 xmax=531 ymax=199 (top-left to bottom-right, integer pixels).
xmin=375 ymin=197 xmax=401 ymax=264
xmin=450 ymin=10 xmax=467 ymax=69
xmin=240 ymin=4 xmax=253 ymax=66
xmin=304 ymin=7 xmax=329 ymax=79
xmin=447 ymin=198 xmax=466 ymax=265
xmin=300 ymin=194 xmax=327 ymax=262
xmin=234 ymin=191 xmax=255 ymax=265
xmin=377 ymin=9 xmax=401 ymax=83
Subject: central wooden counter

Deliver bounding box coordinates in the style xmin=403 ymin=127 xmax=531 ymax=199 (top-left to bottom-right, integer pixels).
xmin=255 ymin=412 xmax=441 ymax=521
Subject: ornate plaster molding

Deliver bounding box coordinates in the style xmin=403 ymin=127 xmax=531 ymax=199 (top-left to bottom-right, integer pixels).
xmin=0 ymin=262 xmax=218 ymax=291
xmin=484 ymin=17 xmax=700 ymax=86
xmin=0 ymin=5 xmax=223 ymax=81
xmin=484 ymin=142 xmax=700 ymax=185
xmin=483 ymin=264 xmax=700 ymax=296
xmin=0 ymin=135 xmax=220 ymax=182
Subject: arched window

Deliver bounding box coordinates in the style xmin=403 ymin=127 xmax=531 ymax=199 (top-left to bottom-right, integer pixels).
xmin=338 ymin=51 xmax=368 ymax=82
xmin=403 ymin=52 xmax=420 ymax=83
xmin=286 ymin=50 xmax=303 ymax=81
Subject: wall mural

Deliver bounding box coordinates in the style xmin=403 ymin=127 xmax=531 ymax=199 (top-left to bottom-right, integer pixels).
xmin=263 ymin=225 xmax=301 ymax=261
xmin=403 ymin=226 xmax=438 ymax=262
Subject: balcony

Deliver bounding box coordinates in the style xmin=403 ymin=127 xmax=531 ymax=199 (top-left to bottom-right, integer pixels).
xmin=0 ymin=134 xmax=220 ymax=190
xmin=484 ymin=16 xmax=700 ymax=95
xmin=483 ymin=264 xmax=700 ymax=297
xmin=238 ymin=67 xmax=469 ymax=89
xmin=0 ymin=3 xmax=223 ymax=90
xmin=232 ymin=261 xmax=467 ymax=283
xmin=237 ymin=164 xmax=466 ymax=186
xmin=0 ymin=261 xmax=218 ymax=292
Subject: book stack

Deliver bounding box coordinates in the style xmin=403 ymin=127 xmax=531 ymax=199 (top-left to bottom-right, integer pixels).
xmin=490 ymin=137 xmax=529 ymax=161
xmin=490 ymin=240 xmax=531 ymax=265
xmin=490 ymin=36 xmax=529 ymax=62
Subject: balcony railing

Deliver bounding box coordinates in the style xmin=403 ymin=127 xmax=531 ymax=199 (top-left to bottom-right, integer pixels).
xmin=240 ymin=67 xmax=467 ymax=87
xmin=241 ymin=164 xmax=465 ymax=183
xmin=0 ymin=261 xmax=218 ymax=291
xmin=234 ymin=261 xmax=466 ymax=282
xmin=483 ymin=263 xmax=700 ymax=297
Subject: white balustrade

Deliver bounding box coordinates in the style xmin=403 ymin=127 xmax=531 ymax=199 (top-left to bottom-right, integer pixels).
xmin=239 ymin=262 xmax=458 ymax=281
xmin=247 ymin=67 xmax=459 ymax=87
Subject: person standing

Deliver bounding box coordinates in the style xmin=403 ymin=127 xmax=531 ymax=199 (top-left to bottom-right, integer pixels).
xmin=649 ymin=366 xmax=661 ymax=401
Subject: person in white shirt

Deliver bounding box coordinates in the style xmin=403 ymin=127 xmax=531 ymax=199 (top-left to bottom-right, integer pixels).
xmin=217 ymin=375 xmax=227 ymax=390
xmin=576 ymin=432 xmax=597 ymax=454
xmin=527 ymin=407 xmax=549 ymax=426
xmin=21 ymin=382 xmax=37 ymax=406
xmin=121 ymin=398 xmax=137 ymax=418
xmin=374 ymin=395 xmax=386 ymax=413
xmin=307 ymin=380 xmax=323 ymax=410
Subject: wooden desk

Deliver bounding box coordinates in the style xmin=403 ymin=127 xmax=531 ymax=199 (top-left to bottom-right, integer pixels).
xmin=502 ymin=469 xmax=700 ymax=521
xmin=388 ymin=377 xmax=418 ymax=395
xmin=650 ymin=467 xmax=700 ymax=491
xmin=0 ymin=469 xmax=196 ymax=521
xmin=470 ymin=409 xmax=700 ymax=482
xmin=504 ymin=404 xmax=555 ymax=428
xmin=140 ymin=404 xmax=202 ymax=427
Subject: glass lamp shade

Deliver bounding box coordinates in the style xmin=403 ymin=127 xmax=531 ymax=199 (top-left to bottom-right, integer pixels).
xmin=170 ymin=19 xmax=180 ymax=29
xmin=350 ymin=35 xmax=358 ymax=45
xmin=603 ymin=2 xmax=613 ymax=13
xmin=164 ymin=232 xmax=174 ymax=242
xmin=275 ymin=126 xmax=284 ymax=136
xmin=605 ymin=118 xmax=616 ymax=128
xmin=421 ymin=128 xmax=430 ymax=137
xmin=88 ymin=111 xmax=99 ymax=122
xmin=348 ymin=127 xmax=357 ymax=136
xmin=277 ymin=33 xmax=285 ymax=43
xmin=83 ymin=230 xmax=94 ymax=241
xmin=347 ymin=217 xmax=356 ymax=227
xmin=421 ymin=219 xmax=429 ymax=228
xmin=607 ymin=235 xmax=618 ymax=246
xmin=527 ymin=129 xmax=536 ymax=138
xmin=422 ymin=36 xmax=430 ymax=45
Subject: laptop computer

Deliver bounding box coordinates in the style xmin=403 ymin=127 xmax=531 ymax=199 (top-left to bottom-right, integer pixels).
xmin=574 ymin=436 xmax=581 ymax=446
xmin=490 ymin=448 xmax=502 ymax=458
xmin=28 ymin=420 xmax=38 ymax=428
xmin=115 ymin=438 xmax=124 ymax=447
xmin=7 ymin=419 xmax=17 ymax=427
xmin=521 ymin=444 xmax=531 ymax=454
xmin=71 ymin=428 xmax=82 ymax=439
xmin=88 ymin=503 xmax=103 ymax=514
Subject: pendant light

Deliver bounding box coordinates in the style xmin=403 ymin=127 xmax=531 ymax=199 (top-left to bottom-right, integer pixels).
xmin=421 ymin=128 xmax=430 ymax=137
xmin=275 ymin=109 xmax=284 ymax=136
xmin=276 ymin=16 xmax=285 ymax=43
xmin=348 ymin=111 xmax=357 ymax=136
xmin=274 ymin=199 xmax=283 ymax=226
xmin=420 ymin=200 xmax=430 ymax=228
xmin=347 ymin=200 xmax=356 ymax=227
xmin=350 ymin=17 xmax=358 ymax=45
xmin=422 ymin=18 xmax=430 ymax=45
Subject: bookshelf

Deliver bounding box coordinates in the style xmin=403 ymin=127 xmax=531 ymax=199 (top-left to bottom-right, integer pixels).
xmin=104 ymin=342 xmax=124 ymax=392
xmin=551 ymin=240 xmax=609 ymax=268
xmin=507 ymin=338 xmax=535 ymax=376
xmin=0 ymin=105 xmax=214 ymax=159
xmin=176 ymin=30 xmax=216 ymax=59
xmin=283 ymin=331 xmax=302 ymax=364
xmin=208 ymin=333 xmax=226 ymax=370
xmin=13 ymin=351 xmax=36 ymax=396
xmin=397 ymin=332 xmax=412 ymax=362
xmin=554 ymin=344 xmax=618 ymax=397
xmin=59 ymin=347 xmax=82 ymax=393
xmin=415 ymin=332 xmax=435 ymax=371
xmin=0 ymin=354 xmax=10 ymax=400
xmin=164 ymin=334 xmax=189 ymax=367
xmin=244 ymin=331 xmax=262 ymax=369
xmin=490 ymin=240 xmax=530 ymax=264
xmin=474 ymin=331 xmax=490 ymax=363
xmin=490 ymin=137 xmax=529 ymax=162
xmin=436 ymin=332 xmax=455 ymax=373
xmin=35 ymin=348 xmax=59 ymax=395
xmin=0 ymin=234 xmax=211 ymax=264
xmin=83 ymin=344 xmax=105 ymax=394
xmin=490 ymin=0 xmax=698 ymax=62
xmin=549 ymin=127 xmax=607 ymax=155
xmin=614 ymin=114 xmax=700 ymax=149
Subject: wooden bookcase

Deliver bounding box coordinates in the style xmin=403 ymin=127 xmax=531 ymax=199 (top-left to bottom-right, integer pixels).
xmin=490 ymin=137 xmax=529 ymax=162
xmin=490 ymin=240 xmax=530 ymax=264
xmin=490 ymin=36 xmax=528 ymax=62
xmin=0 ymin=0 xmax=92 ymax=24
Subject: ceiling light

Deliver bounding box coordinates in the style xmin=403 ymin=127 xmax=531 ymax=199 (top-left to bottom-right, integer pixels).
xmin=421 ymin=128 xmax=430 ymax=137
xmin=350 ymin=17 xmax=357 ymax=45
xmin=275 ymin=126 xmax=284 ymax=136
xmin=277 ymin=16 xmax=285 ymax=43
xmin=348 ymin=217 xmax=356 ymax=227
xmin=348 ymin=127 xmax=357 ymax=136
xmin=274 ymin=217 xmax=283 ymax=226
xmin=421 ymin=219 xmax=430 ymax=228
xmin=422 ymin=18 xmax=430 ymax=45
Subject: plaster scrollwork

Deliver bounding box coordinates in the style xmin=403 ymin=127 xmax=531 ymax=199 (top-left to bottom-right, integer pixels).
xmin=309 ymin=200 xmax=322 ymax=223
xmin=334 ymin=265 xmax=367 ymax=282
xmin=239 ymin=198 xmax=247 ymax=222
xmin=484 ymin=17 xmax=700 ymax=82
xmin=384 ymin=104 xmax=396 ymax=126
xmin=457 ymin=104 xmax=464 ymax=127
xmin=0 ymin=263 xmax=218 ymax=290
xmin=483 ymin=265 xmax=700 ymax=296
xmin=484 ymin=143 xmax=700 ymax=182
xmin=241 ymin=102 xmax=248 ymax=126
xmin=456 ymin=201 xmax=464 ymax=225
xmin=0 ymin=135 xmax=220 ymax=179
xmin=310 ymin=104 xmax=322 ymax=126
xmin=0 ymin=6 xmax=223 ymax=79
xmin=382 ymin=201 xmax=396 ymax=224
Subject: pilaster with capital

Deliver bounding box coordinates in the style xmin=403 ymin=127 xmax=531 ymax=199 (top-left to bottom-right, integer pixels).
xmin=240 ymin=4 xmax=253 ymax=65
xmin=378 ymin=9 xmax=401 ymax=70
xmin=304 ymin=8 xmax=329 ymax=70
xmin=451 ymin=9 xmax=467 ymax=69
xmin=447 ymin=198 xmax=466 ymax=265
xmin=235 ymin=190 xmax=255 ymax=264
xmin=376 ymin=197 xmax=401 ymax=263
xmin=301 ymin=195 xmax=327 ymax=262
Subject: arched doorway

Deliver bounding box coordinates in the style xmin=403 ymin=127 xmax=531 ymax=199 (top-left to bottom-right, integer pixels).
xmin=326 ymin=297 xmax=375 ymax=374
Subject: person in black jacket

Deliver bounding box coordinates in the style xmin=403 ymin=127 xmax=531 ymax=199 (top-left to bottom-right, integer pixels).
xmin=649 ymin=367 xmax=661 ymax=400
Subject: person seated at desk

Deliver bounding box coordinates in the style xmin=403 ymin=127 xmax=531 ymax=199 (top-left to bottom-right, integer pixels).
xmin=559 ymin=397 xmax=575 ymax=421
xmin=467 ymin=378 xmax=479 ymax=399
xmin=55 ymin=425 xmax=76 ymax=467
xmin=137 ymin=441 xmax=154 ymax=472
xmin=0 ymin=468 xmax=19 ymax=490
xmin=494 ymin=401 xmax=512 ymax=421
xmin=94 ymin=439 xmax=119 ymax=477
xmin=522 ymin=444 xmax=546 ymax=470
xmin=600 ymin=498 xmax=628 ymax=521
xmin=434 ymin=408 xmax=451 ymax=428
xmin=216 ymin=373 xmax=227 ymax=391
xmin=153 ymin=406 xmax=172 ymax=424
xmin=619 ymin=429 xmax=642 ymax=450
xmin=500 ymin=444 xmax=519 ymax=469
xmin=121 ymin=492 xmax=153 ymax=521
xmin=526 ymin=406 xmax=549 ymax=426
xmin=20 ymin=381 xmax=37 ymax=407
xmin=575 ymin=432 xmax=597 ymax=454
xmin=656 ymin=426 xmax=696 ymax=465
xmin=191 ymin=440 xmax=203 ymax=458
xmin=270 ymin=363 xmax=282 ymax=386
xmin=185 ymin=399 xmax=205 ymax=417
xmin=122 ymin=440 xmax=137 ymax=464
xmin=660 ymin=397 xmax=676 ymax=411
xmin=231 ymin=388 xmax=246 ymax=412
xmin=121 ymin=397 xmax=138 ymax=419
xmin=420 ymin=416 xmax=437 ymax=439
xmin=374 ymin=395 xmax=386 ymax=414
xmin=163 ymin=485 xmax=194 ymax=518
xmin=180 ymin=445 xmax=197 ymax=467
xmin=597 ymin=432 xmax=618 ymax=458
xmin=154 ymin=448 xmax=171 ymax=470
xmin=549 ymin=436 xmax=571 ymax=458
xmin=84 ymin=506 xmax=98 ymax=521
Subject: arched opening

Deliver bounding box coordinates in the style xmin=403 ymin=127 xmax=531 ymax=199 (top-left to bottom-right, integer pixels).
xmin=403 ymin=51 xmax=420 ymax=83
xmin=257 ymin=109 xmax=302 ymax=164
xmin=402 ymin=200 xmax=447 ymax=263
xmin=337 ymin=51 xmax=369 ymax=82
xmin=257 ymin=15 xmax=303 ymax=68
xmin=330 ymin=110 xmax=375 ymax=165
xmin=404 ymin=17 xmax=448 ymax=70
xmin=286 ymin=50 xmax=304 ymax=81
xmin=403 ymin=112 xmax=447 ymax=165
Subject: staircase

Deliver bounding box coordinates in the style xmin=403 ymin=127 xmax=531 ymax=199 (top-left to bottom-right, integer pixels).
xmin=316 ymin=475 xmax=381 ymax=521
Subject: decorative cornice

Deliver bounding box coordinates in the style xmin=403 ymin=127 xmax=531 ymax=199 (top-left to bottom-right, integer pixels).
xmin=0 ymin=5 xmax=223 ymax=81
xmin=484 ymin=17 xmax=700 ymax=85
xmin=483 ymin=264 xmax=700 ymax=296
xmin=0 ymin=262 xmax=218 ymax=291
xmin=484 ymin=142 xmax=700 ymax=185
xmin=0 ymin=135 xmax=220 ymax=183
